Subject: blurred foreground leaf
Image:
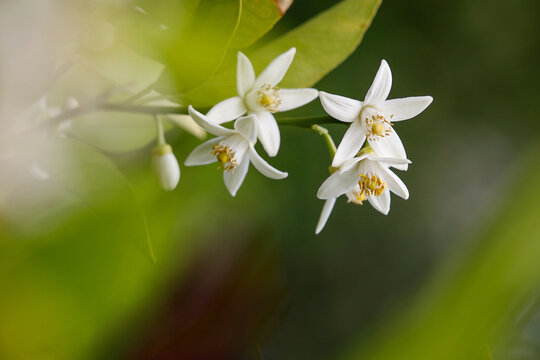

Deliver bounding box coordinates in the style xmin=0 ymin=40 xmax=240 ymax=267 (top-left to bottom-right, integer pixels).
xmin=344 ymin=145 xmax=540 ymax=360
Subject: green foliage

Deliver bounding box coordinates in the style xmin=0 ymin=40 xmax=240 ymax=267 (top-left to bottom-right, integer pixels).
xmin=343 ymin=146 xmax=540 ymax=360
xmin=182 ymin=0 xmax=382 ymax=105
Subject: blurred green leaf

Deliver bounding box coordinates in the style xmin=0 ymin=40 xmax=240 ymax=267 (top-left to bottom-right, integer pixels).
xmin=153 ymin=0 xmax=242 ymax=92
xmin=343 ymin=145 xmax=540 ymax=360
xmin=182 ymin=0 xmax=381 ymax=105
xmin=40 ymin=139 xmax=156 ymax=261
xmin=229 ymin=0 xmax=291 ymax=49
xmin=66 ymin=111 xmax=157 ymax=153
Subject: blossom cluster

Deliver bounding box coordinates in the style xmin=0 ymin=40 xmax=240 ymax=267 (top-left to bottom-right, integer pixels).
xmin=153 ymin=49 xmax=432 ymax=234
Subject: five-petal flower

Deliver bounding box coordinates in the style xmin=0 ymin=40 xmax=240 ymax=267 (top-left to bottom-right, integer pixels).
xmin=315 ymin=152 xmax=410 ymax=234
xmin=185 ymin=106 xmax=288 ymax=196
xmin=205 ymin=48 xmax=319 ymax=157
xmin=319 ymin=60 xmax=432 ymax=170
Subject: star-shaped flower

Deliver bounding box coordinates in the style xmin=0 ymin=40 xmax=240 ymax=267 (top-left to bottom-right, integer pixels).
xmin=315 ymin=152 xmax=410 ymax=234
xmin=319 ymin=60 xmax=432 ymax=170
xmin=185 ymin=106 xmax=288 ymax=196
xmin=205 ymin=48 xmax=319 ymax=157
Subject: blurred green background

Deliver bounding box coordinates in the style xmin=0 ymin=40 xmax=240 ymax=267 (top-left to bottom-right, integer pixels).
xmin=0 ymin=0 xmax=539 ymax=359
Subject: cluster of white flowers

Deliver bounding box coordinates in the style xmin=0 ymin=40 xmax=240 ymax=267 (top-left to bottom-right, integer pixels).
xmin=153 ymin=49 xmax=432 ymax=235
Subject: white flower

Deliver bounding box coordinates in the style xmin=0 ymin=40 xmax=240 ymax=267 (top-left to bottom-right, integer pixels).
xmin=315 ymin=152 xmax=410 ymax=234
xmin=185 ymin=106 xmax=288 ymax=196
xmin=152 ymin=144 xmax=180 ymax=191
xmin=319 ymin=60 xmax=432 ymax=170
xmin=205 ymin=48 xmax=319 ymax=157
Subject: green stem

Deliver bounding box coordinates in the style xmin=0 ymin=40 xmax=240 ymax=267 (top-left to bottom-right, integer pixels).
xmin=277 ymin=114 xmax=339 ymax=127
xmin=45 ymin=101 xmax=345 ymax=132
xmin=155 ymin=116 xmax=166 ymax=145
xmin=311 ymin=124 xmax=337 ymax=158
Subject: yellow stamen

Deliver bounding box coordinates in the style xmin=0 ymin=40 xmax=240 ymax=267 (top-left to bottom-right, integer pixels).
xmin=358 ymin=174 xmax=386 ymax=197
xmin=211 ymin=145 xmax=237 ymax=172
xmin=371 ymin=123 xmax=385 ymax=136
xmin=256 ymin=84 xmax=281 ymax=112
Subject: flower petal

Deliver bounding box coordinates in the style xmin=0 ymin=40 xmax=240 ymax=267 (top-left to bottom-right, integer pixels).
xmin=316 ymin=198 xmax=336 ymax=235
xmin=165 ymin=114 xmax=206 ymax=139
xmin=368 ymin=155 xmax=411 ymax=167
xmin=332 ymin=121 xmax=366 ymax=167
xmin=378 ymin=164 xmax=409 ymax=199
xmin=381 ymin=96 xmax=433 ymax=122
xmin=364 ymin=60 xmax=392 ymax=105
xmin=234 ymin=115 xmax=257 ymax=144
xmin=319 ymin=91 xmax=362 ymax=123
xmin=248 ymin=146 xmax=288 ymax=179
xmin=184 ymin=137 xmax=222 ymax=166
xmin=338 ymin=152 xmax=371 ymax=173
xmin=223 ymin=158 xmax=249 ymax=197
xmin=254 ymin=47 xmax=296 ymax=88
xmin=188 ymin=106 xmax=236 ymax=137
xmin=237 ymin=52 xmax=256 ymax=97
xmin=368 ymin=130 xmax=408 ymax=171
xmin=277 ymin=88 xmax=318 ymax=112
xmin=255 ymin=112 xmax=280 ymax=157
xmin=368 ymin=189 xmax=391 ymax=215
xmin=317 ymin=167 xmax=359 ymax=200
xmin=206 ymin=97 xmax=247 ymax=124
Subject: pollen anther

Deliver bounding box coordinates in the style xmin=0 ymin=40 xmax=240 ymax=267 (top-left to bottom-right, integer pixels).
xmin=256 ymin=84 xmax=281 ymax=112
xmin=211 ymin=145 xmax=238 ymax=172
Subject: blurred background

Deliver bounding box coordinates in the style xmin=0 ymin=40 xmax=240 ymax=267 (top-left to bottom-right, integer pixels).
xmin=0 ymin=0 xmax=539 ymax=359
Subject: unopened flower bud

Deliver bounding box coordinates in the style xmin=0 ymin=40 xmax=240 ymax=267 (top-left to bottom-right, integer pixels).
xmin=152 ymin=144 xmax=180 ymax=191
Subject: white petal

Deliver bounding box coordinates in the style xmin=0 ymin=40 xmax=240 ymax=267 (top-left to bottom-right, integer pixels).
xmin=317 ymin=167 xmax=359 ymax=200
xmin=338 ymin=152 xmax=371 ymax=173
xmin=277 ymin=88 xmax=318 ymax=112
xmin=188 ymin=106 xmax=235 ymax=137
xmin=223 ymin=158 xmax=249 ymax=197
xmin=332 ymin=121 xmax=366 ymax=167
xmin=234 ymin=115 xmax=257 ymax=144
xmin=206 ymin=97 xmax=247 ymax=124
xmin=319 ymin=91 xmax=362 ymax=123
xmin=379 ymin=165 xmax=409 ymax=200
xmin=316 ymin=198 xmax=336 ymax=235
xmin=153 ymin=153 xmax=180 ymax=191
xmin=248 ymin=146 xmax=288 ymax=179
xmin=254 ymin=47 xmax=296 ymax=88
xmin=368 ymin=189 xmax=391 ymax=215
xmin=364 ymin=60 xmax=392 ymax=105
xmin=237 ymin=52 xmax=256 ymax=97
xmin=255 ymin=112 xmax=280 ymax=157
xmin=381 ymin=96 xmax=433 ymax=122
xmin=368 ymin=130 xmax=408 ymax=171
xmin=165 ymin=114 xmax=206 ymax=139
xmin=367 ymin=155 xmax=411 ymax=167
xmin=184 ymin=137 xmax=221 ymax=166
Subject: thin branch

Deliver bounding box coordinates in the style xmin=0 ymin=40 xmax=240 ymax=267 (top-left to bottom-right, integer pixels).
xmin=311 ymin=124 xmax=337 ymax=159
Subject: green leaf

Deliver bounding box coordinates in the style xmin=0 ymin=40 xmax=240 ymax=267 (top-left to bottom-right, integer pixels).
xmin=65 ymin=111 xmax=157 ymax=154
xmin=37 ymin=138 xmax=156 ymax=261
xmin=153 ymin=0 xmax=242 ymax=93
xmin=229 ymin=0 xmax=292 ymax=49
xmin=182 ymin=0 xmax=382 ymax=106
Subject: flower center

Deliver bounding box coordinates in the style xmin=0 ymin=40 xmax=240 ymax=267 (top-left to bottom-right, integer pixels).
xmin=364 ymin=113 xmax=393 ymax=140
xmin=256 ymin=84 xmax=281 ymax=112
xmin=211 ymin=145 xmax=238 ymax=172
xmin=358 ymin=174 xmax=386 ymax=197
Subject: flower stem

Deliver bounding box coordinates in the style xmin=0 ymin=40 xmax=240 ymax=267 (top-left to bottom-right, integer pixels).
xmin=277 ymin=114 xmax=340 ymax=127
xmin=311 ymin=124 xmax=337 ymax=159
xmin=155 ymin=115 xmax=166 ymax=145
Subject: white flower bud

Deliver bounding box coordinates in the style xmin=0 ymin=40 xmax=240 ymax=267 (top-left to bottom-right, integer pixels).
xmin=152 ymin=144 xmax=180 ymax=191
